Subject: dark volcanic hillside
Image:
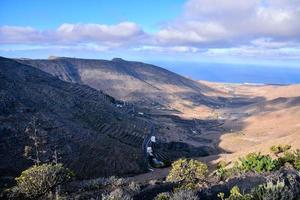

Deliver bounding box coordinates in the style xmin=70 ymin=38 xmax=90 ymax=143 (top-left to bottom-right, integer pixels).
xmin=0 ymin=57 xmax=151 ymax=180
xmin=15 ymin=57 xmax=238 ymax=163
xmin=17 ymin=57 xmax=219 ymax=108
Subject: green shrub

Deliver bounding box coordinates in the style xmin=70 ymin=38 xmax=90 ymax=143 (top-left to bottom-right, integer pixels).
xmin=217 ymin=161 xmax=246 ymax=181
xmin=277 ymin=149 xmax=300 ymax=170
xmin=252 ymin=180 xmax=294 ymax=200
xmin=270 ymin=145 xmax=291 ymax=155
xmin=218 ymin=186 xmax=253 ymax=200
xmin=219 ymin=180 xmax=299 ymax=200
xmin=238 ymin=153 xmax=279 ymax=173
xmin=295 ymin=158 xmax=300 ymax=170
xmin=170 ymin=189 xmax=198 ymax=200
xmin=292 ymin=149 xmax=300 ymax=170
xmin=102 ymin=188 xmax=132 ymax=200
xmin=278 ymin=151 xmax=295 ymax=165
xmin=108 ymin=176 xmax=127 ymax=188
xmin=127 ymin=181 xmax=140 ymax=194
xmin=15 ymin=163 xmax=73 ymax=199
xmin=167 ymin=158 xmax=208 ymax=189
xmin=155 ymin=190 xmax=198 ymax=200
xmin=215 ymin=160 xmax=240 ymax=181
xmin=215 ymin=161 xmax=228 ymax=180
xmin=1 ymin=186 xmax=24 ymax=199
xmin=154 ymin=192 xmax=171 ymax=200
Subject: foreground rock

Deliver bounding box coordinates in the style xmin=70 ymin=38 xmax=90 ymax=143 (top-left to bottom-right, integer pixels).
xmin=134 ymin=166 xmax=300 ymax=200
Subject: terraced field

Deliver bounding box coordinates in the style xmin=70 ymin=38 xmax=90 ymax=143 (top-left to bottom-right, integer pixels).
xmin=0 ymin=57 xmax=153 ymax=180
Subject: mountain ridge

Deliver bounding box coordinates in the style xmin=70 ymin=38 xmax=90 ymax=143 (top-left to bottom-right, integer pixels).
xmin=16 ymin=57 xmax=220 ymax=109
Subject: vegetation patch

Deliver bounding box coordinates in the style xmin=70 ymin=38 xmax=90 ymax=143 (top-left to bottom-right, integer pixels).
xmin=155 ymin=190 xmax=198 ymax=200
xmin=238 ymin=153 xmax=279 ymax=173
xmin=277 ymin=149 xmax=300 ymax=170
xmin=270 ymin=145 xmax=291 ymax=155
xmin=166 ymin=158 xmax=208 ymax=189
xmin=14 ymin=163 xmax=73 ymax=199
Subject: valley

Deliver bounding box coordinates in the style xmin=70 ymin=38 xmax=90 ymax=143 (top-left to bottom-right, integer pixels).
xmin=2 ymin=0 xmax=300 ymax=198
xmin=1 ymin=56 xmax=300 ymax=199
xmin=20 ymin=57 xmax=300 ymax=163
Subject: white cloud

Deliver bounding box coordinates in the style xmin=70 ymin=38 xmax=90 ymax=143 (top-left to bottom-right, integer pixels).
xmin=156 ymin=21 xmax=230 ymax=45
xmin=133 ymin=45 xmax=199 ymax=53
xmin=156 ymin=0 xmax=300 ymax=48
xmin=184 ymin=0 xmax=259 ymax=20
xmin=0 ymin=26 xmax=51 ymax=44
xmin=1 ymin=0 xmax=300 ymax=60
xmin=56 ymin=22 xmax=144 ymax=43
xmin=250 ymin=38 xmax=292 ymax=49
xmin=203 ymin=46 xmax=300 ymax=60
xmin=0 ymin=22 xmax=145 ymax=47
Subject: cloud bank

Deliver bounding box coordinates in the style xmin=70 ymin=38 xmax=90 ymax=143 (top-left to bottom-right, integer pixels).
xmin=0 ymin=22 xmax=145 ymax=47
xmin=1 ymin=0 xmax=300 ymax=60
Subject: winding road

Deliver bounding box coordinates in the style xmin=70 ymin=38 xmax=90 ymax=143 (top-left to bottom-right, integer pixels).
xmin=142 ymin=126 xmax=165 ymax=169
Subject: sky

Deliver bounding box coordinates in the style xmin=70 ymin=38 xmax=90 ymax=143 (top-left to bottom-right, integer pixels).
xmin=0 ymin=0 xmax=300 ymax=67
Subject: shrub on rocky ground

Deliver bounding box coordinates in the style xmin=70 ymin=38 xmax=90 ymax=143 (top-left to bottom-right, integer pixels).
xmin=277 ymin=149 xmax=300 ymax=171
xmin=215 ymin=150 xmax=300 ymax=181
xmin=218 ymin=166 xmax=300 ymax=200
xmin=295 ymin=158 xmax=300 ymax=171
xmin=238 ymin=153 xmax=279 ymax=173
xmin=1 ymin=186 xmax=24 ymax=200
xmin=218 ymin=186 xmax=253 ymax=200
xmin=14 ymin=163 xmax=73 ymax=199
xmin=155 ymin=190 xmax=198 ymax=200
xmin=154 ymin=192 xmax=171 ymax=200
xmin=215 ymin=164 xmax=243 ymax=182
xmin=265 ymin=165 xmax=300 ymax=198
xmin=215 ymin=160 xmax=229 ymax=181
xmin=170 ymin=189 xmax=198 ymax=200
xmin=270 ymin=145 xmax=291 ymax=155
xmin=102 ymin=188 xmax=133 ymax=200
xmin=167 ymin=158 xmax=208 ymax=189
xmin=278 ymin=151 xmax=296 ymax=165
xmin=128 ymin=181 xmax=140 ymax=193
xmin=108 ymin=176 xmax=127 ymax=188
xmin=214 ymin=160 xmax=243 ymax=181
xmin=252 ymin=180 xmax=294 ymax=200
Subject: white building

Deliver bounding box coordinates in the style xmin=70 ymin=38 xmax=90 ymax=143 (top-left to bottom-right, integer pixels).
xmin=150 ymin=136 xmax=156 ymax=143
xmin=147 ymin=147 xmax=153 ymax=156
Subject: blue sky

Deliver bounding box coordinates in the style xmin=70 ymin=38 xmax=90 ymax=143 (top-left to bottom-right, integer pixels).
xmin=0 ymin=0 xmax=184 ymax=32
xmin=0 ymin=0 xmax=300 ymax=67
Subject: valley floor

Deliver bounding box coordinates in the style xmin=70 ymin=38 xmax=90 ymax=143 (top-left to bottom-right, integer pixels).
xmin=135 ymin=82 xmax=300 ymax=180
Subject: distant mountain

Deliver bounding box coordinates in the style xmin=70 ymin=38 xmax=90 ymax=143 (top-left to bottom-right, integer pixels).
xmin=0 ymin=57 xmax=151 ymax=180
xmin=18 ymin=57 xmax=220 ymax=108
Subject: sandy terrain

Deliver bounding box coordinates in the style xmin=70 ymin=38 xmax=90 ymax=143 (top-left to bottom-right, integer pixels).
xmin=197 ymin=82 xmax=300 ymax=165
xmin=132 ymin=82 xmax=300 ymax=181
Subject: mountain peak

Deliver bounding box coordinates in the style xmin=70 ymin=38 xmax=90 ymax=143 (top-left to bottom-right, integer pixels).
xmin=112 ymin=57 xmax=126 ymax=62
xmin=48 ymin=56 xmax=61 ymax=60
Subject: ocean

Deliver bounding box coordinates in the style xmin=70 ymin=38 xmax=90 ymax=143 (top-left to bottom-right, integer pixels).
xmin=154 ymin=62 xmax=300 ymax=84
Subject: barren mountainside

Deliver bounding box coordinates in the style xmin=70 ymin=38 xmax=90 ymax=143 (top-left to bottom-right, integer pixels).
xmin=0 ymin=57 xmax=152 ymax=179
xmin=17 ymin=57 xmax=219 ymax=108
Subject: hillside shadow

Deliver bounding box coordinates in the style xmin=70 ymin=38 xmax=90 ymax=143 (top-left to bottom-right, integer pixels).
xmin=141 ymin=91 xmax=275 ymax=168
xmin=147 ymin=111 xmax=247 ymax=164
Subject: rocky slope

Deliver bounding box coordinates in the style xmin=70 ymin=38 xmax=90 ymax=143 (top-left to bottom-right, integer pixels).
xmin=16 ymin=57 xmax=232 ymax=160
xmin=17 ymin=57 xmax=220 ymax=109
xmin=0 ymin=57 xmax=152 ymax=180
